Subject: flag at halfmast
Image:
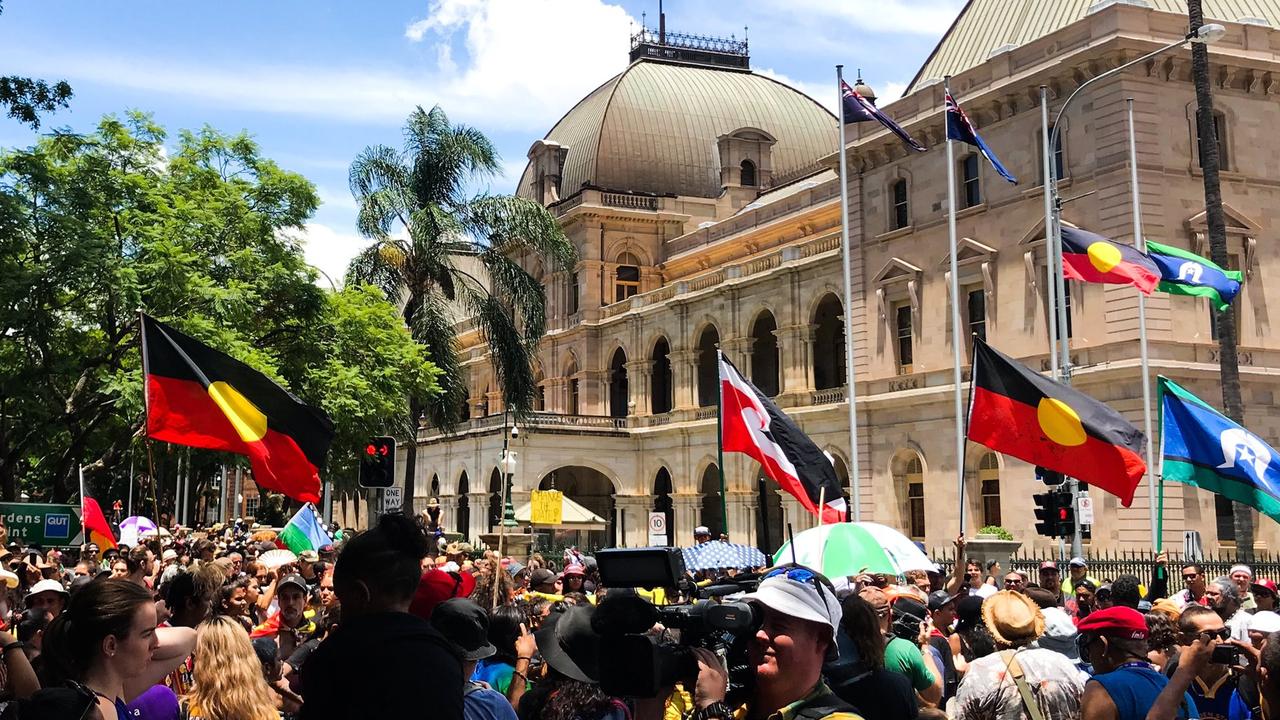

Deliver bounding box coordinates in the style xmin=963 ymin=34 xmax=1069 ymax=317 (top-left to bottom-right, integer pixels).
xmin=141 ymin=314 xmax=335 ymax=503
xmin=841 ymin=80 xmax=926 ymax=152
xmin=719 ymin=354 xmax=847 ymax=522
xmin=1146 ymin=240 xmax=1243 ymax=311
xmin=1060 ymin=226 xmax=1160 ymax=295
xmin=966 ymin=337 xmax=1146 ymax=506
xmin=945 ymin=91 xmax=1016 ymax=184
xmin=1159 ymin=376 xmax=1280 ymax=523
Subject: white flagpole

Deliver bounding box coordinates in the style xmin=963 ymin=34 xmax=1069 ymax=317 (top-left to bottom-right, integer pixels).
xmin=1127 ymin=98 xmax=1158 ymax=549
xmin=944 ymin=77 xmax=968 ymax=536
xmin=1040 ymin=87 xmax=1059 ymax=379
xmin=79 ymin=464 xmax=87 ymax=543
xmin=836 ymin=65 xmax=862 ymax=521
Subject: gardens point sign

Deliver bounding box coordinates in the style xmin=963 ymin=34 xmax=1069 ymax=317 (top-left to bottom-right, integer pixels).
xmin=0 ymin=502 xmax=84 ymax=547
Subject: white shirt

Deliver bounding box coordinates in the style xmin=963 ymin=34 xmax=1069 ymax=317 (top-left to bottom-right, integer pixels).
xmin=968 ymin=583 xmax=998 ymax=599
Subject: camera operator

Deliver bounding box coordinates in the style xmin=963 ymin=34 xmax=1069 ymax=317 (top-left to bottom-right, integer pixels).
xmin=688 ymin=565 xmax=860 ymax=720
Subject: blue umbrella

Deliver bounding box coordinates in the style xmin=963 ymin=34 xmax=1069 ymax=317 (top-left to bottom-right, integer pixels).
xmin=682 ymin=541 xmax=768 ymax=571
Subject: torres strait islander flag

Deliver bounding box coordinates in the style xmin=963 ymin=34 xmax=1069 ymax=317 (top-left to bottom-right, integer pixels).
xmin=141 ymin=314 xmax=334 ymax=503
xmin=1060 ymin=226 xmax=1160 ymax=295
xmin=966 ymin=337 xmax=1146 ymax=506
xmin=719 ymin=353 xmax=846 ymax=522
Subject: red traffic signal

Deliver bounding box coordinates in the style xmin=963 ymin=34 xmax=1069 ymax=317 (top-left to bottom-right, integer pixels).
xmin=359 ymin=436 xmax=396 ymax=488
xmin=365 ymin=444 xmax=377 ymax=456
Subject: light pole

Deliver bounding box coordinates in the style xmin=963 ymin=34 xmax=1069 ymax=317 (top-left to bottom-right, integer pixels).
xmin=500 ymin=445 xmax=518 ymax=527
xmin=1042 ymin=22 xmax=1225 ymax=556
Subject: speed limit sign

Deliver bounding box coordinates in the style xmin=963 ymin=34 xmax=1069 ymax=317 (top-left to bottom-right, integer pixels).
xmin=648 ymin=512 xmax=668 ymax=546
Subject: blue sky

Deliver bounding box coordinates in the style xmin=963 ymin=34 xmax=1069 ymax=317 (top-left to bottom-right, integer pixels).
xmin=0 ymin=0 xmax=964 ymax=283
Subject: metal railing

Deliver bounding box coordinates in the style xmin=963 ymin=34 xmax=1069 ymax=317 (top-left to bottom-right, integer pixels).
xmin=629 ymin=27 xmax=749 ymax=56
xmin=930 ymin=547 xmax=1280 ymax=586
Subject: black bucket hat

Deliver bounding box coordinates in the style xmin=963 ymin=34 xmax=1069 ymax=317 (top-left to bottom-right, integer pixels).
xmin=534 ymin=604 xmax=600 ymax=683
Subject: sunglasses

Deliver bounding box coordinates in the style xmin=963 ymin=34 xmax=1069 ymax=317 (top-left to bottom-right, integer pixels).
xmin=1183 ymin=574 xmax=1199 ymax=580
xmin=764 ymin=565 xmax=835 ymax=604
xmin=1004 ymin=578 xmax=1025 ymax=585
xmin=1186 ymin=627 xmax=1231 ymax=642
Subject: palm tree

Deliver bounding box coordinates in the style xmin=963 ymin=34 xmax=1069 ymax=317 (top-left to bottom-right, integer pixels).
xmin=1189 ymin=0 xmax=1251 ymax=556
xmin=345 ymin=106 xmax=575 ymax=512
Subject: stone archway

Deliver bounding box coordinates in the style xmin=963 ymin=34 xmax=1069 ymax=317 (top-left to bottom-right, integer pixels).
xmin=696 ymin=325 xmax=720 ymax=407
xmin=756 ymin=468 xmax=784 ymax=555
xmin=653 ymin=467 xmax=674 ymax=545
xmin=812 ymin=293 xmax=846 ymax=390
xmin=750 ymin=310 xmax=779 ymax=397
xmin=539 ymin=465 xmax=619 ymax=550
xmin=608 ymin=347 xmax=629 ymax=418
xmin=488 ymin=467 xmax=504 ymax=531
xmin=457 ymin=470 xmax=470 ymax=537
xmin=699 ymin=463 xmax=723 ymax=538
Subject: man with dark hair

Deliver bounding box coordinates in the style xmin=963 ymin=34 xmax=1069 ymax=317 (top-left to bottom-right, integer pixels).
xmin=1172 ymin=564 xmax=1211 ymax=609
xmin=1110 ymin=575 xmax=1143 ymax=609
xmin=1172 ymin=604 xmax=1236 ymax=719
xmin=301 ymin=513 xmax=462 ymax=720
xmin=825 ymin=595 xmax=917 ymax=720
xmin=1078 ymin=606 xmax=1196 ymax=720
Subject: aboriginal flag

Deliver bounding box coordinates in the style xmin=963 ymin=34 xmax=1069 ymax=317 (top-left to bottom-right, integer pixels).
xmin=967 ymin=337 xmax=1146 ymax=506
xmin=1060 ymin=226 xmax=1160 ymax=295
xmin=141 ymin=314 xmax=334 ymax=503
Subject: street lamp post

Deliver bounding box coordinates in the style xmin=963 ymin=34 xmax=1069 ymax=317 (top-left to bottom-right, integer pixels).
xmin=500 ymin=446 xmax=518 ymax=527
xmin=1042 ymin=23 xmax=1225 ymax=557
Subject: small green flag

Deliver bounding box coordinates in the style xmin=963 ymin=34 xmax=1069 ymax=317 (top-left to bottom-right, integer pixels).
xmin=1145 ymin=240 xmax=1243 ymax=311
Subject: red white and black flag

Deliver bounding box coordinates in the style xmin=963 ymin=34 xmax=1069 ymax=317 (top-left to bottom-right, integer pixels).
xmin=719 ymin=353 xmax=847 ymax=522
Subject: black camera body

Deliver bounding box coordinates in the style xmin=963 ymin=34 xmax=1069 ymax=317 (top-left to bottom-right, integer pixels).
xmin=593 ymin=548 xmax=761 ymax=702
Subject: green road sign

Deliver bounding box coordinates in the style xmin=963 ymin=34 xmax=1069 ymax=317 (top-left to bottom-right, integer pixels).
xmin=0 ymin=503 xmax=84 ymax=547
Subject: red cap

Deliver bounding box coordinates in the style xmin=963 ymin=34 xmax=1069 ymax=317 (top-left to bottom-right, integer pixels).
xmin=1076 ymin=606 xmax=1148 ymax=640
xmin=561 ymin=564 xmax=585 ymax=577
xmin=1039 ymin=561 xmax=1059 ymax=571
xmin=409 ymin=569 xmax=476 ymax=620
xmin=1252 ymin=578 xmax=1278 ymax=596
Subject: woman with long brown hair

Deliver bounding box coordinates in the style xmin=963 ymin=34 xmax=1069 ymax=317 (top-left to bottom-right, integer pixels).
xmin=183 ymin=614 xmax=279 ymax=720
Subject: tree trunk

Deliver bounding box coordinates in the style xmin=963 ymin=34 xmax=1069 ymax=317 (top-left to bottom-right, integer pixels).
xmin=403 ymin=398 xmax=423 ymax=517
xmin=1189 ymin=0 xmax=1253 ymax=559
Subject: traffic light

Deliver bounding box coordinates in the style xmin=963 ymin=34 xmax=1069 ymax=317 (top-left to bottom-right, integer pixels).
xmin=1035 ymin=465 xmax=1066 ymax=487
xmin=1054 ymin=495 xmax=1075 ymax=537
xmin=1033 ymin=490 xmax=1074 ymax=537
xmin=359 ymin=436 xmax=396 ymax=488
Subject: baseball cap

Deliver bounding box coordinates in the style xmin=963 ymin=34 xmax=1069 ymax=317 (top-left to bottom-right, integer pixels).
xmin=1250 ymin=611 xmax=1280 ymax=635
xmin=299 ymin=550 xmax=319 ymax=563
xmin=25 ymin=578 xmax=69 ymax=602
xmin=1076 ymin=605 xmax=1148 ymax=639
xmin=277 ymin=574 xmax=308 ymax=593
xmin=561 ymin=565 xmax=585 ymax=578
xmin=694 ymin=526 xmax=711 ymax=536
xmin=1039 ymin=561 xmax=1059 ymax=571
xmin=430 ymin=598 xmax=497 ymax=661
xmin=743 ymin=565 xmax=842 ymax=650
xmin=1252 ymin=579 xmax=1279 ymax=597
xmin=529 ymin=568 xmax=557 ymax=588
xmin=1069 ymin=557 xmax=1087 ymax=568
xmin=927 ymin=590 xmax=957 ymax=612
xmin=410 ymin=569 xmax=477 ymax=620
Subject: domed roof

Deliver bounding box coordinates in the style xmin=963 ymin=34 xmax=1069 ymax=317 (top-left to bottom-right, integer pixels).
xmin=517 ymin=59 xmax=837 ymax=201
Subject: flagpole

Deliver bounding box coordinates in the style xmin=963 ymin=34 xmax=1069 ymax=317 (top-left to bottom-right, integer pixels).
xmin=79 ymin=464 xmax=87 ymax=544
xmin=943 ymin=77 xmax=968 ymax=536
xmin=836 ymin=64 xmax=862 ymax=521
xmin=1127 ymin=98 xmax=1158 ymax=550
xmin=716 ymin=349 xmax=729 ymax=536
xmin=1040 ymin=87 xmax=1060 ymax=379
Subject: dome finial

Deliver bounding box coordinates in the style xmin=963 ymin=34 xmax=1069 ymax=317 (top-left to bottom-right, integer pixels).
xmin=853 ymin=70 xmax=877 ymax=106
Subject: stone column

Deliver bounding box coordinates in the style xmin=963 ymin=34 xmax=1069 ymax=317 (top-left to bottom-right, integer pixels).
xmin=467 ymin=491 xmax=490 ymax=540
xmin=669 ymin=350 xmax=699 ymax=412
xmin=780 ymin=495 xmax=816 ymax=534
xmin=584 ymin=370 xmax=608 ymax=416
xmin=774 ymin=324 xmax=814 ymax=400
xmin=485 ymin=388 xmax=504 ymax=416
xmin=614 ymin=495 xmax=655 ymax=548
xmin=719 ymin=337 xmax=753 ymax=374
xmin=625 ymin=360 xmax=652 ymax=417
xmin=725 ymin=490 xmax=759 ymax=548
xmin=438 ymin=496 xmax=459 ymax=533
xmin=672 ymin=493 xmax=703 ymax=547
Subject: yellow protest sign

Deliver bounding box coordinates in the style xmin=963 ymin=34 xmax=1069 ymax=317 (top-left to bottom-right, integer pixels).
xmin=530 ymin=490 xmax=563 ymax=525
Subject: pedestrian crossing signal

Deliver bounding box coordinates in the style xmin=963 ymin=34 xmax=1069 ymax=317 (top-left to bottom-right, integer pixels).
xmin=359 ymin=436 xmax=396 ymax=488
xmin=1033 ymin=491 xmax=1074 ymax=537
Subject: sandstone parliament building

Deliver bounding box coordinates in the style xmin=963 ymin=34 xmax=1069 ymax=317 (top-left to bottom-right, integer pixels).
xmin=411 ymin=1 xmax=1280 ymax=555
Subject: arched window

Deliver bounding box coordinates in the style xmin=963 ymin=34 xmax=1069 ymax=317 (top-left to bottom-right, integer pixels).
xmin=653 ymin=468 xmax=674 ymax=544
xmin=696 ymin=325 xmax=720 ymax=407
xmin=1195 ymin=110 xmax=1229 ymax=172
xmin=615 ymin=252 xmax=641 ymax=303
xmin=699 ymin=464 xmax=722 ymax=538
xmin=893 ymin=454 xmax=925 ymax=540
xmin=430 ymin=474 xmax=440 ymax=498
xmin=480 ymin=386 xmax=491 ymax=417
xmin=651 ymin=337 xmax=673 ymax=414
xmin=608 ymin=348 xmax=629 ymax=418
xmin=961 ymin=153 xmax=981 ymax=208
xmin=740 ymin=159 xmax=757 ymax=187
xmin=489 ymin=468 xmax=504 ymax=531
xmin=890 ymin=178 xmax=909 ymax=230
xmin=458 ymin=392 xmax=472 ymax=423
xmin=756 ymin=469 xmax=783 ymax=554
xmin=565 ymin=357 xmax=580 ymax=415
xmin=750 ymin=311 xmax=779 ymax=397
xmin=978 ymin=453 xmax=1001 ymax=528
xmin=812 ymin=294 xmax=846 ymax=391
xmin=457 ymin=471 xmax=470 ymax=537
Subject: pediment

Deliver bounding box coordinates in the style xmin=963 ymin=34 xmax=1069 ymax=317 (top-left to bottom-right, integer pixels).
xmin=874 ymin=257 xmax=924 ymax=284
xmin=1019 ymin=218 xmax=1080 ymax=246
xmin=937 ymin=237 xmax=997 ymax=268
xmin=1186 ymin=203 xmax=1261 ymax=235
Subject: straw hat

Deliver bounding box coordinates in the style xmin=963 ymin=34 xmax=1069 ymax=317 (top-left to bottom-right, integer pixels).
xmin=982 ymin=590 xmax=1045 ymax=647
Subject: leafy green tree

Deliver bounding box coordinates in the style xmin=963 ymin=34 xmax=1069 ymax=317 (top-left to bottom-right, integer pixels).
xmin=0 ymin=112 xmax=438 ymax=511
xmin=346 ymin=105 xmax=575 ymax=511
xmin=0 ymin=2 xmax=72 ymax=129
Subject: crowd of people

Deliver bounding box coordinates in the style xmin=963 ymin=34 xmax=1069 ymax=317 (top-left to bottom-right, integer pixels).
xmin=2 ymin=516 xmax=1280 ymax=720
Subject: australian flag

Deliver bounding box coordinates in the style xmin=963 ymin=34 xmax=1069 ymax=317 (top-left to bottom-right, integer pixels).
xmin=841 ymin=80 xmax=925 ymax=152
xmin=945 ymin=92 xmax=1017 ymax=184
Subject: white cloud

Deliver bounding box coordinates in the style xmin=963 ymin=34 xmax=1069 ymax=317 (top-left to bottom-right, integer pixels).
xmin=289 ymin=222 xmax=369 ymax=288
xmin=780 ymin=0 xmax=965 ymax=36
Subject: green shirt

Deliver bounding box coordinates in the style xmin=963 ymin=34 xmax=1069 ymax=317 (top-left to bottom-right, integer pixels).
xmin=883 ymin=637 xmax=935 ymax=692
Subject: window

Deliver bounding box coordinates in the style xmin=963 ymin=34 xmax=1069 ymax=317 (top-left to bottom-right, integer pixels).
xmin=966 ymin=288 xmax=986 ymax=352
xmin=1196 ymin=112 xmax=1228 ymax=172
xmin=978 ymin=453 xmax=1001 ymax=528
xmin=740 ymin=159 xmax=757 ymax=187
xmin=961 ymin=154 xmax=981 ymax=208
xmin=567 ymin=272 xmax=580 ymax=315
xmin=1040 ymin=130 xmax=1065 ymax=183
xmin=244 ymin=496 xmax=259 ymax=519
xmin=1209 ymin=254 xmax=1241 ymax=344
xmin=568 ymin=378 xmax=580 ymax=415
xmin=1046 ymin=280 xmax=1074 ymax=341
xmin=1062 ymin=281 xmax=1074 ymax=340
xmin=891 ymin=178 xmax=909 ymax=230
xmin=535 ymin=384 xmax=545 ymax=411
xmin=1216 ymin=494 xmax=1236 ymax=544
xmin=901 ymin=456 xmax=925 ymax=540
xmin=894 ymin=303 xmax=913 ymax=374
xmin=615 ymin=265 xmax=640 ymax=303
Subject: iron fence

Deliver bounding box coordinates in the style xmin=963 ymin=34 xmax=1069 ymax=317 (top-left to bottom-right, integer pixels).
xmin=930 ymin=547 xmax=1280 ymax=587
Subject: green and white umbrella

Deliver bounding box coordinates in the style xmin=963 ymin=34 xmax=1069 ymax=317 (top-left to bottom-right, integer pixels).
xmin=772 ymin=522 xmax=935 ymax=578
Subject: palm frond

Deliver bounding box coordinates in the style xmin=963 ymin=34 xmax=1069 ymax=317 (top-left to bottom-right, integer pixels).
xmin=407 ymin=292 xmax=468 ymax=430
xmin=463 ymin=194 xmax=575 ymax=272
xmin=344 ymin=242 xmax=404 ymax=300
